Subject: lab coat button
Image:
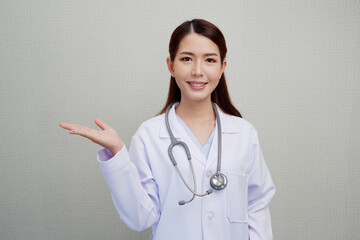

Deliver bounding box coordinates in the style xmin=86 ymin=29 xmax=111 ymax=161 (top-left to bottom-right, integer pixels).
xmin=207 ymin=212 xmax=215 ymax=221
xmin=206 ymin=170 xmax=212 ymax=178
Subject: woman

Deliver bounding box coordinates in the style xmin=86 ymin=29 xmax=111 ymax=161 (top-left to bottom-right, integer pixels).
xmin=60 ymin=19 xmax=275 ymax=240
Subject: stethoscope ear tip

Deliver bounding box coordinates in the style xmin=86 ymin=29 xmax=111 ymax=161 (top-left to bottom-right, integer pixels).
xmin=178 ymin=200 xmax=186 ymax=205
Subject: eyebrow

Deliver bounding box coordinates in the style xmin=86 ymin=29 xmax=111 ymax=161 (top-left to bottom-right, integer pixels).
xmin=179 ymin=52 xmax=219 ymax=57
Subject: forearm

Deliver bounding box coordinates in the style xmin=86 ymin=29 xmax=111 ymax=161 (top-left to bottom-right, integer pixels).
xmin=97 ymin=147 xmax=160 ymax=231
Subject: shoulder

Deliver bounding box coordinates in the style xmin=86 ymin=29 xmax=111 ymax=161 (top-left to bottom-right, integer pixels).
xmin=220 ymin=114 xmax=264 ymax=157
xmin=132 ymin=114 xmax=165 ymax=139
xmin=220 ymin=111 xmax=256 ymax=134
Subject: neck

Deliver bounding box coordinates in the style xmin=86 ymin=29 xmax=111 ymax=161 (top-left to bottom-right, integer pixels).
xmin=175 ymin=98 xmax=215 ymax=125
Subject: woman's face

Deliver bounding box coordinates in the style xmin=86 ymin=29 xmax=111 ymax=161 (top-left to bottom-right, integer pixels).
xmin=167 ymin=33 xmax=226 ymax=104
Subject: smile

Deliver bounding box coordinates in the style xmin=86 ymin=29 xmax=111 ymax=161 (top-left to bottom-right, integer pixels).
xmin=187 ymin=81 xmax=207 ymax=89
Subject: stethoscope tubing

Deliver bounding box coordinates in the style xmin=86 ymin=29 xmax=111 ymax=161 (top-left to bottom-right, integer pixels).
xmin=212 ymin=103 xmax=222 ymax=175
xmin=165 ymin=103 xmax=227 ymax=205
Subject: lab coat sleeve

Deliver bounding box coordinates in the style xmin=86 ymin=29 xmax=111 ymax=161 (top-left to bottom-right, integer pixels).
xmin=97 ymin=136 xmax=160 ymax=231
xmin=247 ymin=128 xmax=276 ymax=240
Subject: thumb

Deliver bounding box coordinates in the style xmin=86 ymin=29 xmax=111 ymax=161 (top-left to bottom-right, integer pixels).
xmin=94 ymin=118 xmax=109 ymax=131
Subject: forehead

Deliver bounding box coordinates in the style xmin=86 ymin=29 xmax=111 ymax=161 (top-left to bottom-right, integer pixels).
xmin=177 ymin=33 xmax=220 ymax=55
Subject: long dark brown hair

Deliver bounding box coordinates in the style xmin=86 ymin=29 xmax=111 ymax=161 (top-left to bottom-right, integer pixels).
xmin=159 ymin=19 xmax=242 ymax=118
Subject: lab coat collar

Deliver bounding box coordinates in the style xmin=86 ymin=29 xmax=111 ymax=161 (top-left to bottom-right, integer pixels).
xmin=159 ymin=102 xmax=241 ymax=140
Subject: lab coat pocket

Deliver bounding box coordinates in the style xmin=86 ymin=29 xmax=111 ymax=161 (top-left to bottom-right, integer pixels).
xmin=226 ymin=172 xmax=248 ymax=223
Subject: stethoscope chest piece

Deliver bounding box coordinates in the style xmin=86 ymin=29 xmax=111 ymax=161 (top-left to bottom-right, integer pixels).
xmin=210 ymin=172 xmax=228 ymax=190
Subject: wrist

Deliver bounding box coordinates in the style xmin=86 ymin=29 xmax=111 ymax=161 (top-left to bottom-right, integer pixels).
xmin=109 ymin=141 xmax=124 ymax=156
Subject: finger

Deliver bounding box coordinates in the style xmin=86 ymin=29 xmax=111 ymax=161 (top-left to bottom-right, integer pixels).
xmin=59 ymin=122 xmax=75 ymax=130
xmin=70 ymin=125 xmax=99 ymax=140
xmin=59 ymin=122 xmax=86 ymax=131
xmin=94 ymin=118 xmax=109 ymax=131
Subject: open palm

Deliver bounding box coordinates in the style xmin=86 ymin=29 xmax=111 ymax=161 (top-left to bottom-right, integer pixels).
xmin=59 ymin=118 xmax=124 ymax=156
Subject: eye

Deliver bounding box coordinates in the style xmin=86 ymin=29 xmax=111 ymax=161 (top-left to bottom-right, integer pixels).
xmin=206 ymin=58 xmax=216 ymax=63
xmin=181 ymin=57 xmax=191 ymax=61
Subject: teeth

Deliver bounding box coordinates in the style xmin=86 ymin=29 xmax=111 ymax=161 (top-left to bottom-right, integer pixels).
xmin=190 ymin=83 xmax=205 ymax=87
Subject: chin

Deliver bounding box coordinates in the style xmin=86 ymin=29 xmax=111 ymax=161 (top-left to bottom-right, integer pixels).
xmin=182 ymin=95 xmax=212 ymax=103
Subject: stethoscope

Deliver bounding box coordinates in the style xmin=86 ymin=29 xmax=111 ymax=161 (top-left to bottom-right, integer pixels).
xmin=165 ymin=102 xmax=228 ymax=205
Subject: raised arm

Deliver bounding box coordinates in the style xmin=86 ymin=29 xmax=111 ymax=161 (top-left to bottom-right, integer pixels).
xmin=59 ymin=119 xmax=160 ymax=231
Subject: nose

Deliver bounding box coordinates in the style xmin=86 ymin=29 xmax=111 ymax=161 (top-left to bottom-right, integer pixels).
xmin=192 ymin=60 xmax=203 ymax=77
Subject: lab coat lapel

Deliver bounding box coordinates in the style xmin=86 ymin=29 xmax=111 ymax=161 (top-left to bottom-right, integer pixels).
xmin=204 ymin=121 xmax=219 ymax=169
xmin=206 ymin=104 xmax=242 ymax=170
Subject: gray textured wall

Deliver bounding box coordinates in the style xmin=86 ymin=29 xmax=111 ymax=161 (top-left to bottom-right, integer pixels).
xmin=1 ymin=0 xmax=359 ymax=239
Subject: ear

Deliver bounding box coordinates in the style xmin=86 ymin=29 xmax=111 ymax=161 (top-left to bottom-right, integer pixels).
xmin=220 ymin=60 xmax=227 ymax=76
xmin=166 ymin=57 xmax=175 ymax=77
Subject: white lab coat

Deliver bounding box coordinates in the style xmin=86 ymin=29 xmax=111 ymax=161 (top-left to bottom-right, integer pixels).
xmin=97 ymin=103 xmax=275 ymax=240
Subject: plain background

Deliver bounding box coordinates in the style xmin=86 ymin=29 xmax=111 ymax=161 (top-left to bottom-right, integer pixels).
xmin=1 ymin=0 xmax=359 ymax=239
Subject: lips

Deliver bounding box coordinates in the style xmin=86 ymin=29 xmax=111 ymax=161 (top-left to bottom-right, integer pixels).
xmin=187 ymin=81 xmax=207 ymax=90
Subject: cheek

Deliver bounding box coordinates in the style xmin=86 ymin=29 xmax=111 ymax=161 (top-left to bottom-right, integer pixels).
xmin=208 ymin=68 xmax=223 ymax=81
xmin=173 ymin=65 xmax=188 ymax=79
xmin=174 ymin=78 xmax=187 ymax=92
